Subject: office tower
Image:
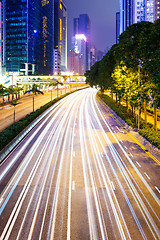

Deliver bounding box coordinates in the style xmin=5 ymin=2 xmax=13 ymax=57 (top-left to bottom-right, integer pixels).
xmin=90 ymin=46 xmax=97 ymax=66
xmin=67 ymin=49 xmax=80 ymax=74
xmin=72 ymin=34 xmax=87 ymax=74
xmin=116 ymin=12 xmax=120 ymax=43
xmin=5 ymin=0 xmax=54 ymax=75
xmin=120 ymin=0 xmax=133 ymax=34
xmin=0 ymin=0 xmax=5 ymax=75
xmin=155 ymin=0 xmax=160 ymax=20
xmin=133 ymin=0 xmax=145 ymax=23
xmin=145 ymin=0 xmax=155 ymax=22
xmin=54 ymin=0 xmax=67 ymax=74
xmin=73 ymin=14 xmax=91 ymax=71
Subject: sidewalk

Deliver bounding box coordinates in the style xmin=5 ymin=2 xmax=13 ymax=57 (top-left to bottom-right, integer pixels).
xmin=105 ymin=92 xmax=160 ymax=129
xmin=0 ymin=88 xmax=66 ymax=132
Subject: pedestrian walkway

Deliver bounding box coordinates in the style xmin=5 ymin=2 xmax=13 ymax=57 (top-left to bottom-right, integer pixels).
xmin=105 ymin=91 xmax=160 ymax=129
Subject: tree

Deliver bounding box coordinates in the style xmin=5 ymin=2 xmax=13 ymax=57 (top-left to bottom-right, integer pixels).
xmin=0 ymin=85 xmax=6 ymax=103
xmin=25 ymin=84 xmax=44 ymax=112
xmin=10 ymin=100 xmax=20 ymax=129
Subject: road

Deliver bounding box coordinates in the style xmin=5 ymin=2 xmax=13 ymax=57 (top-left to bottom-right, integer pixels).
xmin=0 ymin=86 xmax=82 ymax=131
xmin=0 ymin=88 xmax=160 ymax=240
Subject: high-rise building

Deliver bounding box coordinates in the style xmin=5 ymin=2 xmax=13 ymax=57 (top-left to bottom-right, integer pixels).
xmin=119 ymin=0 xmax=159 ymax=38
xmin=73 ymin=14 xmax=91 ymax=71
xmin=145 ymin=0 xmax=155 ymax=22
xmin=155 ymin=0 xmax=160 ymax=20
xmin=54 ymin=0 xmax=67 ymax=74
xmin=4 ymin=0 xmax=54 ymax=75
xmin=116 ymin=12 xmax=120 ymax=43
xmin=133 ymin=0 xmax=145 ymax=23
xmin=67 ymin=49 xmax=80 ymax=74
xmin=120 ymin=0 xmax=133 ymax=34
xmin=0 ymin=0 xmax=5 ymax=75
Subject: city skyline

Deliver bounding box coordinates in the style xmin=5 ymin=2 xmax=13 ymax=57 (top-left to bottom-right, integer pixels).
xmin=65 ymin=0 xmax=119 ymax=52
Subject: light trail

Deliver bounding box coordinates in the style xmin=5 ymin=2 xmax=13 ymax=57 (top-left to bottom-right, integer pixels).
xmin=0 ymin=88 xmax=160 ymax=240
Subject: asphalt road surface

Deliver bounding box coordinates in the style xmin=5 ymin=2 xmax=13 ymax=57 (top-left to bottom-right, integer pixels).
xmin=0 ymin=88 xmax=160 ymax=240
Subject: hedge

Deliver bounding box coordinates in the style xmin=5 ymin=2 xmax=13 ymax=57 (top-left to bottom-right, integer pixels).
xmin=98 ymin=92 xmax=160 ymax=149
xmin=0 ymin=92 xmax=71 ymax=151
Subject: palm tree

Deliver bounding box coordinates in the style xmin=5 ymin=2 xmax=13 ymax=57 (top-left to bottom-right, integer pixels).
xmin=14 ymin=84 xmax=24 ymax=99
xmin=10 ymin=99 xmax=20 ymax=129
xmin=0 ymin=84 xmax=6 ymax=103
xmin=55 ymin=80 xmax=63 ymax=98
xmin=25 ymin=84 xmax=44 ymax=112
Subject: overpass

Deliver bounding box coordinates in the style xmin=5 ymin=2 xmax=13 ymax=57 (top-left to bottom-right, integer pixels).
xmin=3 ymin=75 xmax=86 ymax=87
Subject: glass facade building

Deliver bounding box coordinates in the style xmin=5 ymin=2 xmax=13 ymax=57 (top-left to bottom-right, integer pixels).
xmin=120 ymin=0 xmax=133 ymax=34
xmin=54 ymin=0 xmax=67 ymax=73
xmin=73 ymin=14 xmax=91 ymax=71
xmin=0 ymin=0 xmax=5 ymax=75
xmin=5 ymin=0 xmax=54 ymax=75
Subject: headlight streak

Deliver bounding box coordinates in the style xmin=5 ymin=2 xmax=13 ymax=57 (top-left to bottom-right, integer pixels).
xmin=90 ymin=91 xmax=160 ymax=239
xmin=0 ymin=90 xmax=87 ymax=240
xmin=79 ymin=92 xmax=98 ymax=240
xmin=0 ymin=91 xmax=78 ymax=214
xmin=48 ymin=93 xmax=84 ymax=240
xmin=84 ymin=92 xmax=130 ymax=240
xmin=94 ymin=95 xmax=160 ymax=210
xmin=67 ymin=103 xmax=79 ymax=240
xmin=0 ymin=88 xmax=160 ymax=239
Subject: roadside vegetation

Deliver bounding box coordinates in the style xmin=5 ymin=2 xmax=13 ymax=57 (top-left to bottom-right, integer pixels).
xmin=85 ymin=20 xmax=160 ymax=149
xmin=0 ymin=92 xmax=71 ymax=151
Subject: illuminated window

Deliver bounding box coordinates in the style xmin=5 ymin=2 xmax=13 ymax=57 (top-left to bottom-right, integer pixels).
xmin=60 ymin=18 xmax=62 ymax=41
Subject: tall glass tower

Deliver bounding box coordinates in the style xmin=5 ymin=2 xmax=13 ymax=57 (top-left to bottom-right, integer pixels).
xmin=5 ymin=0 xmax=54 ymax=75
xmin=120 ymin=0 xmax=133 ymax=34
xmin=73 ymin=14 xmax=91 ymax=71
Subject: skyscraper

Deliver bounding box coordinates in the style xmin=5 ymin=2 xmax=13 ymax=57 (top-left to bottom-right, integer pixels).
xmin=54 ymin=0 xmax=67 ymax=74
xmin=73 ymin=14 xmax=91 ymax=71
xmin=133 ymin=0 xmax=145 ymax=23
xmin=116 ymin=12 xmax=120 ymax=43
xmin=145 ymin=0 xmax=155 ymax=22
xmin=0 ymin=0 xmax=5 ymax=75
xmin=155 ymin=0 xmax=160 ymax=20
xmin=120 ymin=0 xmax=133 ymax=34
xmin=5 ymin=0 xmax=54 ymax=75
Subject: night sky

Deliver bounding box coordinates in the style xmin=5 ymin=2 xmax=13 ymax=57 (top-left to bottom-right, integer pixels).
xmin=65 ymin=0 xmax=119 ymax=52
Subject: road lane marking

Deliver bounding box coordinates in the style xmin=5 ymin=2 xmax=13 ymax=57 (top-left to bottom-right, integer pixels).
xmin=0 ymin=198 xmax=3 ymax=206
xmin=144 ymin=172 xmax=150 ymax=180
xmin=116 ymin=126 xmax=124 ymax=133
xmin=124 ymin=146 xmax=127 ymax=150
xmin=73 ymin=151 xmax=75 ymax=157
xmin=155 ymin=186 xmax=160 ymax=194
xmin=72 ymin=181 xmax=75 ymax=191
xmin=136 ymin=161 xmax=141 ymax=168
xmin=96 ymin=96 xmax=160 ymax=166
xmin=129 ymin=152 xmax=133 ymax=157
xmin=117 ymin=134 xmax=120 ymax=139
xmin=111 ymin=181 xmax=115 ymax=191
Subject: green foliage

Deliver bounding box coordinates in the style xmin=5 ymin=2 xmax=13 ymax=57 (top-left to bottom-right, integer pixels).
xmin=97 ymin=92 xmax=137 ymax=128
xmin=0 ymin=92 xmax=71 ymax=151
xmin=138 ymin=128 xmax=160 ymax=149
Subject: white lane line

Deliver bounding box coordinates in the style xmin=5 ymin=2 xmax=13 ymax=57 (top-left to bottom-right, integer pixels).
xmin=124 ymin=146 xmax=127 ymax=150
xmin=73 ymin=152 xmax=75 ymax=157
xmin=136 ymin=161 xmax=141 ymax=168
xmin=117 ymin=135 xmax=120 ymax=139
xmin=155 ymin=186 xmax=160 ymax=194
xmin=0 ymin=198 xmax=3 ymax=206
xmin=111 ymin=181 xmax=115 ymax=191
xmin=144 ymin=172 xmax=150 ymax=180
xmin=129 ymin=152 xmax=133 ymax=158
xmin=116 ymin=126 xmax=124 ymax=133
xmin=120 ymin=140 xmax=123 ymax=143
xmin=72 ymin=181 xmax=75 ymax=191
